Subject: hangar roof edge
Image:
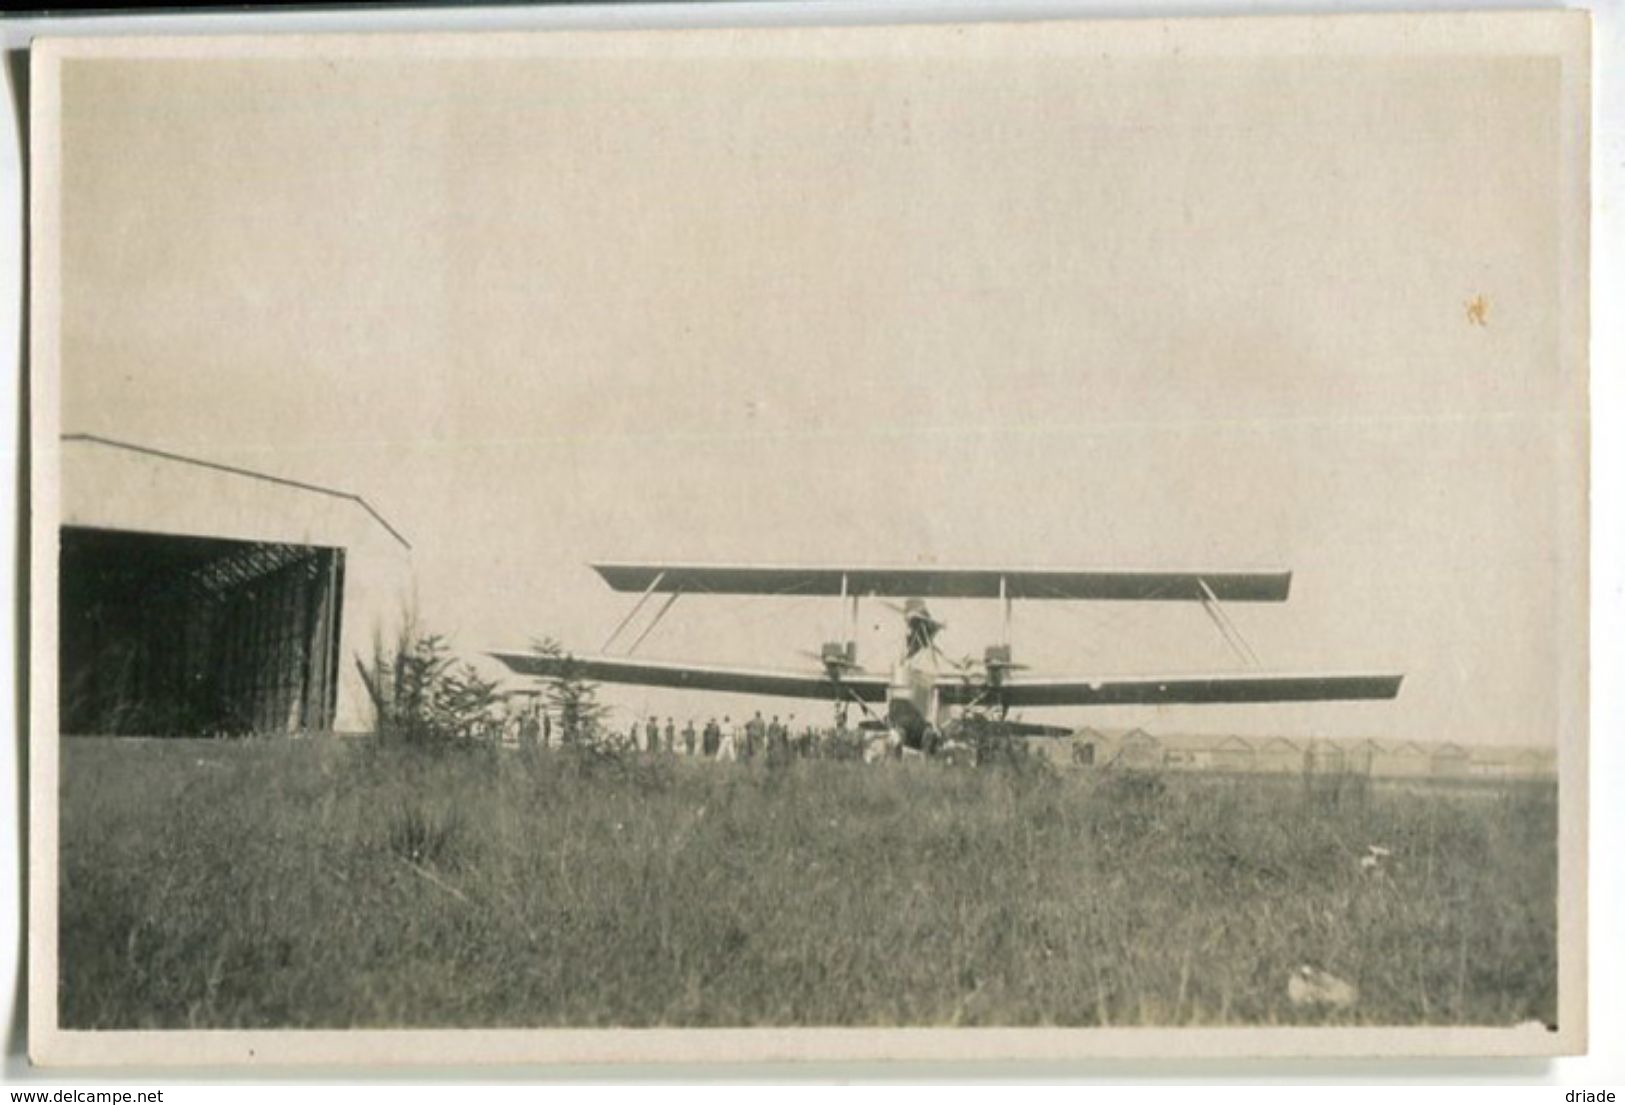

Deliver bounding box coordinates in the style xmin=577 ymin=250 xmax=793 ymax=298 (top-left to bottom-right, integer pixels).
xmin=61 ymin=433 xmax=411 ymax=551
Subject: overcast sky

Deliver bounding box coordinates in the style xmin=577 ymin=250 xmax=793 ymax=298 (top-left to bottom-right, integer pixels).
xmin=55 ymin=25 xmax=1583 ymax=743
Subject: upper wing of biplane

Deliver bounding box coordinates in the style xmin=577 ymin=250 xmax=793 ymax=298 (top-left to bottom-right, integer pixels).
xmin=487 ymin=650 xmax=890 ymax=703
xmin=937 ymin=670 xmax=1404 ymax=708
xmin=590 ymin=562 xmax=1291 ymax=603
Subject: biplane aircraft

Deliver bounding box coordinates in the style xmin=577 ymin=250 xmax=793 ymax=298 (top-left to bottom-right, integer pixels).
xmin=489 ymin=563 xmax=1403 ymax=753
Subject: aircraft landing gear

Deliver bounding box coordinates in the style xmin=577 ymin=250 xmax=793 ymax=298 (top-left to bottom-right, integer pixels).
xmin=921 ymin=725 xmax=943 ymax=756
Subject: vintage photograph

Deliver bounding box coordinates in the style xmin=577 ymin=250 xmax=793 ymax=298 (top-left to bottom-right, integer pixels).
xmin=28 ymin=11 xmax=1589 ymax=1064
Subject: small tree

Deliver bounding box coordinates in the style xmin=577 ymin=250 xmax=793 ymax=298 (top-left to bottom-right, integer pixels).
xmin=431 ymin=656 xmax=503 ymax=741
xmin=356 ymin=610 xmax=501 ymax=745
xmin=530 ymin=637 xmax=608 ymax=745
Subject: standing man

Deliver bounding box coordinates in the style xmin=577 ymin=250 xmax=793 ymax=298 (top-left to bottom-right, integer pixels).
xmin=663 ymin=716 xmax=677 ymax=754
xmin=745 ymin=711 xmax=766 ymax=762
xmin=645 ymin=715 xmax=660 ymax=754
xmin=682 ymin=719 xmax=697 ymax=757
xmin=703 ymin=717 xmax=721 ymax=757
xmin=717 ymin=715 xmax=738 ymax=762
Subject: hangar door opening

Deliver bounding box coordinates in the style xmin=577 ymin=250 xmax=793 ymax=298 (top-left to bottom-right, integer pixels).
xmin=59 ymin=526 xmax=345 ymax=736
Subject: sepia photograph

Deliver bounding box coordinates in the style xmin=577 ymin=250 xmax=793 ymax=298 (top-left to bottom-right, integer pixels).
xmin=26 ymin=10 xmax=1590 ymax=1065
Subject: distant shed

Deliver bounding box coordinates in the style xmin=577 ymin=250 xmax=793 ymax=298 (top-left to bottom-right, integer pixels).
xmin=1208 ymin=734 xmax=1255 ymax=773
xmin=1515 ymin=747 xmax=1557 ymax=778
xmin=1070 ymin=726 xmax=1106 ymax=767
xmin=1115 ymin=728 xmax=1161 ymax=770
xmin=1302 ymin=740 xmax=1350 ymax=776
xmin=1255 ymin=736 xmax=1302 ymax=774
xmin=57 ymin=435 xmax=414 ymax=735
xmin=1371 ymin=739 xmax=1432 ymax=778
xmin=1345 ymin=738 xmax=1381 ymax=776
xmin=1429 ymin=742 xmax=1473 ymax=778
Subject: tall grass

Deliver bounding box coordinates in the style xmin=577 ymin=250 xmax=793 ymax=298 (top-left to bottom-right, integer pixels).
xmin=58 ymin=738 xmax=1557 ymax=1029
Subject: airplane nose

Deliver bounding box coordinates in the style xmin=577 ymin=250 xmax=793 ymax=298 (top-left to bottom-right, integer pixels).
xmin=896 ymin=598 xmax=945 ymax=637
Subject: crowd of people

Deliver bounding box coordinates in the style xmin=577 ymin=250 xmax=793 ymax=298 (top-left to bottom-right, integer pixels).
xmin=491 ymin=697 xmax=873 ymax=762
xmin=621 ymin=710 xmax=865 ymax=763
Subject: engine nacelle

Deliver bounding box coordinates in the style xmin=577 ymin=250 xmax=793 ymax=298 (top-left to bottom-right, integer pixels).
xmin=821 ymin=640 xmax=857 ymax=667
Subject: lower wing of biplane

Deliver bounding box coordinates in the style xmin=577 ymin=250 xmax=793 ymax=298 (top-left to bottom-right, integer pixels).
xmin=938 ymin=671 xmax=1404 ymax=706
xmin=487 ymin=651 xmax=1403 ymax=707
xmin=487 ymin=651 xmax=889 ymax=704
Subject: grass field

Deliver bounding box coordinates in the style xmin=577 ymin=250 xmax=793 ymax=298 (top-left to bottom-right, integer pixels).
xmin=58 ymin=736 xmax=1558 ymax=1029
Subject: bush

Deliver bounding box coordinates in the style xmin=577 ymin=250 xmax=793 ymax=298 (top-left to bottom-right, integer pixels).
xmin=386 ymin=800 xmax=469 ymax=870
xmin=529 ymin=638 xmax=610 ymax=747
xmin=946 ymin=715 xmax=1056 ymax=776
xmin=356 ymin=613 xmax=500 ymax=747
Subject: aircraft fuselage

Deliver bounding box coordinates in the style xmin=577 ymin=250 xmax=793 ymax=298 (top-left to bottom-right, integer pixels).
xmin=881 ymin=600 xmax=951 ymax=748
xmin=886 ymin=656 xmax=940 ymax=748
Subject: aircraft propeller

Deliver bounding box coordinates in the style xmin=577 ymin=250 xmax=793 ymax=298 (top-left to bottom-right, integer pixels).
xmin=880 ymin=598 xmax=947 ymax=634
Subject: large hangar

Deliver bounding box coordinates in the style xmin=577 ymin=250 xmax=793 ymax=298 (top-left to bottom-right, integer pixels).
xmin=57 ymin=435 xmax=414 ymax=736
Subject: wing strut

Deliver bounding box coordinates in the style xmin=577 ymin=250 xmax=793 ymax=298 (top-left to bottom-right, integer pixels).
xmin=1198 ymin=577 xmax=1262 ymax=668
xmin=602 ymin=569 xmax=666 ymax=652
xmin=846 ymin=574 xmax=861 ymax=656
xmin=626 ymin=590 xmax=681 ymax=656
xmin=1000 ymin=573 xmax=1012 ymax=647
xmin=838 ymin=575 xmax=851 ymax=653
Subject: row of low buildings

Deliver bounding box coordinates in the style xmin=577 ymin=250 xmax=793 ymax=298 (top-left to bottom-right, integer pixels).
xmin=1038 ymin=728 xmax=1556 ymax=780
